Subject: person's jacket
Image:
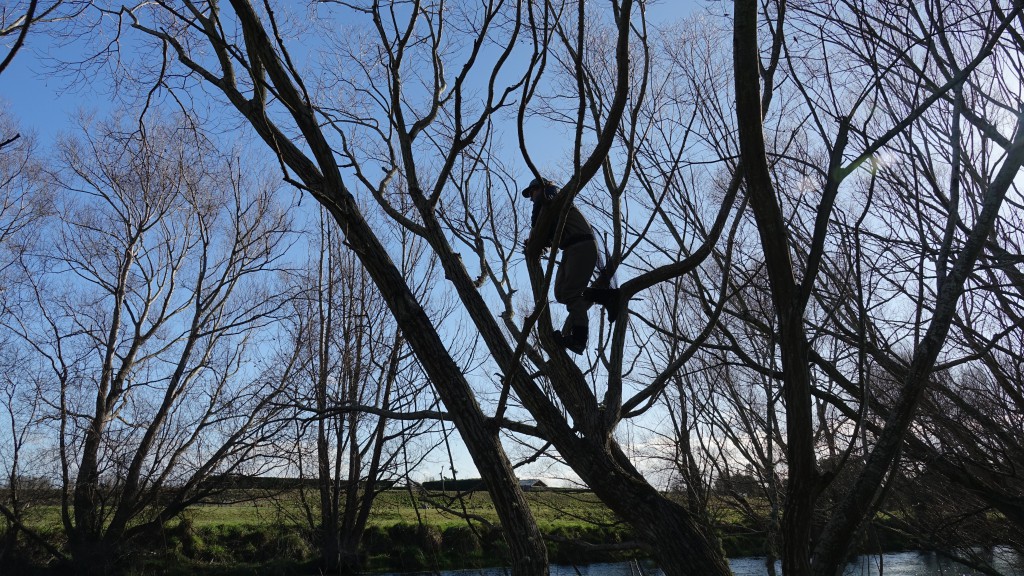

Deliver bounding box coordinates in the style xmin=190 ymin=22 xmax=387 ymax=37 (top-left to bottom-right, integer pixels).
xmin=530 ymin=185 xmax=595 ymax=249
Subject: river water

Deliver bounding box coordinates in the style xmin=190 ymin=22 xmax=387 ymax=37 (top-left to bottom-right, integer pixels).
xmin=375 ymin=549 xmax=1024 ymax=576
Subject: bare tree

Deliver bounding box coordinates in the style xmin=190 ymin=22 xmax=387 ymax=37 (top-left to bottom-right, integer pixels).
xmin=1 ymin=1 xmax=87 ymax=150
xmin=279 ymin=206 xmax=443 ymax=573
xmin=0 ymin=109 xmax=56 ymax=561
xmin=731 ymin=0 xmax=1024 ymax=574
xmin=0 ymin=0 xmax=39 ymax=77
xmin=0 ymin=110 xmax=48 ymax=276
xmin=850 ymin=1 xmax=1024 ymax=548
xmin=1 ymin=115 xmax=299 ymax=573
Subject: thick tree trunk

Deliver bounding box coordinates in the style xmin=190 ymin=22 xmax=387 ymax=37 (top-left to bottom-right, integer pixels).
xmin=732 ymin=1 xmax=817 ymax=573
xmin=580 ymin=446 xmax=732 ymax=575
xmin=69 ymin=418 xmax=125 ymax=576
xmin=71 ymin=430 xmax=104 ymax=544
xmin=316 ymin=366 xmax=340 ymax=573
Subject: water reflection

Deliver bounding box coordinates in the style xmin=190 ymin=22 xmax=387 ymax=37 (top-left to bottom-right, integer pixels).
xmin=838 ymin=550 xmax=1024 ymax=576
xmin=373 ymin=549 xmax=1024 ymax=576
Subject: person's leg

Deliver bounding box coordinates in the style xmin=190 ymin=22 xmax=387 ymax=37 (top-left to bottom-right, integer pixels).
xmin=554 ymin=241 xmax=598 ymax=352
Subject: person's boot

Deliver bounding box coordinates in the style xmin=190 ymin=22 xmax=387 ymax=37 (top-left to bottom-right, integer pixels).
xmin=554 ymin=326 xmax=588 ymax=354
xmin=583 ymin=287 xmax=622 ymax=323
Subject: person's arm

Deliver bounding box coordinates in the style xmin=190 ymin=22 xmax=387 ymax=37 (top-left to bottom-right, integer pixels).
xmin=525 ymin=185 xmax=560 ymax=257
xmin=531 ymin=187 xmax=558 ymax=246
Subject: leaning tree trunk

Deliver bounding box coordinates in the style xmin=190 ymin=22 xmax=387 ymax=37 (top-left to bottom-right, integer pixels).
xmin=218 ymin=2 xmax=551 ymax=573
xmin=317 ymin=195 xmax=549 ymax=576
xmin=583 ymin=443 xmax=732 ymax=575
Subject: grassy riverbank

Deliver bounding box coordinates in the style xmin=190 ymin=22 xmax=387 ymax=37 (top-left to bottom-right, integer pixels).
xmin=5 ymin=488 xmax=928 ymax=574
xmin=172 ymin=489 xmax=638 ymax=572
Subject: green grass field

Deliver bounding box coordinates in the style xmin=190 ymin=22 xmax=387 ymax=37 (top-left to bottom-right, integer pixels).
xmin=174 ymin=488 xmax=624 ymax=532
xmin=165 ymin=489 xmax=636 ymax=572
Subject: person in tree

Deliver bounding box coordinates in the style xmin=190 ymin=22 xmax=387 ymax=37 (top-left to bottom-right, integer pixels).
xmin=524 ymin=177 xmax=619 ymax=354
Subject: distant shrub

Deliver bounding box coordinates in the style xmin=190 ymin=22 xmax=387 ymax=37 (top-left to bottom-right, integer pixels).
xmin=717 ymin=518 xmax=769 ymax=557
xmin=442 ymin=525 xmax=481 ymax=555
xmin=394 ymin=544 xmax=427 ymax=570
xmin=272 ymin=529 xmax=312 ymax=561
xmin=361 ymin=525 xmax=391 ymax=555
xmin=166 ymin=516 xmax=204 ymax=558
xmin=545 ymin=524 xmax=637 ymax=564
xmin=385 ymin=522 xmax=442 ymax=555
xmin=387 ymin=523 xmax=419 ymax=547
xmin=477 ymin=524 xmax=503 ymax=547
xmin=483 ymin=533 xmax=509 ymax=563
xmin=163 ymin=522 xmax=313 ymax=565
xmin=417 ymin=524 xmax=442 ymax=554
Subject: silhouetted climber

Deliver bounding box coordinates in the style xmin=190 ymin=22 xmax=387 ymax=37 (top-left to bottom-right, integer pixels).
xmin=524 ymin=177 xmax=620 ymax=354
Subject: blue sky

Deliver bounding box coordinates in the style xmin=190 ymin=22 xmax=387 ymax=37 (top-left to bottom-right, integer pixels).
xmin=3 ymin=42 xmax=81 ymax=142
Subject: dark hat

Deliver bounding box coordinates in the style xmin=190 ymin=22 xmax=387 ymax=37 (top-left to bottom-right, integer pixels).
xmin=522 ymin=177 xmax=552 ymax=198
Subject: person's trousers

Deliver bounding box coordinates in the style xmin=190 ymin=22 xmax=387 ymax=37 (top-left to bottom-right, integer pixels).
xmin=555 ymin=239 xmax=598 ymax=334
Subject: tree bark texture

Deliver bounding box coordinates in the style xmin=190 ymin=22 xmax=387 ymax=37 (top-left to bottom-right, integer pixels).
xmin=733 ymin=1 xmax=817 ymax=574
